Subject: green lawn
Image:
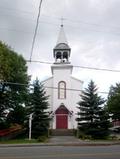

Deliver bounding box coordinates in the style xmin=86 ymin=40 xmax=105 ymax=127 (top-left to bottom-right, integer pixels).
xmin=0 ymin=139 xmax=38 ymax=144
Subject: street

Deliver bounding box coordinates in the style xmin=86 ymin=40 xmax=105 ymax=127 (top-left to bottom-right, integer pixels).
xmin=0 ymin=145 xmax=120 ymax=159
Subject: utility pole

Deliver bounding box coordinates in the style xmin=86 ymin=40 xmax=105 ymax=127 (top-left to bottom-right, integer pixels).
xmin=29 ymin=113 xmax=33 ymax=140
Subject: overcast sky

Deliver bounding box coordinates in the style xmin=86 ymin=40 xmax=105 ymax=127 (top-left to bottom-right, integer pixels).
xmin=1 ymin=0 xmax=120 ymax=98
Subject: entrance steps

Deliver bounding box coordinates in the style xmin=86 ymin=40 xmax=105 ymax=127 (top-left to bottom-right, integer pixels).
xmin=51 ymin=129 xmax=74 ymax=136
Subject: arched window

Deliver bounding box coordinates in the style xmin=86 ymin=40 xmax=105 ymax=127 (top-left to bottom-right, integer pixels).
xmin=58 ymin=81 xmax=66 ymax=99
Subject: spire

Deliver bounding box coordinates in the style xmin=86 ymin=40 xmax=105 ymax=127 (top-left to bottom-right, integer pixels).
xmin=56 ymin=25 xmax=68 ymax=45
xmin=53 ymin=24 xmax=71 ymax=64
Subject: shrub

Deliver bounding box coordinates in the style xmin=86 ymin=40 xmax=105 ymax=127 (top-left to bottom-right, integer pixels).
xmin=37 ymin=136 xmax=47 ymax=142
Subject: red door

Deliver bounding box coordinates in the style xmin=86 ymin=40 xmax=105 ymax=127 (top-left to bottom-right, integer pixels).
xmin=55 ymin=105 xmax=69 ymax=129
xmin=56 ymin=115 xmax=68 ymax=129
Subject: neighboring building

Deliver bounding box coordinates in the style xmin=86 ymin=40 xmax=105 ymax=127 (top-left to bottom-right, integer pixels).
xmin=43 ymin=25 xmax=83 ymax=129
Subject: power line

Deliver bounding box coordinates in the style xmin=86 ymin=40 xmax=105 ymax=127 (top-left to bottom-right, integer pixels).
xmin=65 ymin=23 xmax=120 ymax=36
xmin=0 ymin=5 xmax=120 ymax=31
xmin=73 ymin=65 xmax=120 ymax=73
xmin=1 ymin=18 xmax=120 ymax=37
xmin=26 ymin=60 xmax=120 ymax=73
xmin=0 ymin=20 xmax=58 ymax=34
xmin=0 ymin=6 xmax=35 ymax=15
xmin=27 ymin=60 xmax=52 ymax=64
xmin=0 ymin=13 xmax=36 ymax=23
xmin=30 ymin=0 xmax=43 ymax=62
xmin=0 ymin=81 xmax=109 ymax=95
xmin=1 ymin=10 xmax=120 ymax=36
xmin=42 ymin=14 xmax=120 ymax=30
xmin=0 ymin=2 xmax=120 ymax=35
xmin=0 ymin=27 xmax=35 ymax=34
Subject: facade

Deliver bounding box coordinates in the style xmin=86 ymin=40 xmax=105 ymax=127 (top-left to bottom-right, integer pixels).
xmin=43 ymin=25 xmax=83 ymax=129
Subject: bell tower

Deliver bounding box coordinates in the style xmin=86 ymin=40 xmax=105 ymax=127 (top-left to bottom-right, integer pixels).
xmin=53 ymin=25 xmax=71 ymax=64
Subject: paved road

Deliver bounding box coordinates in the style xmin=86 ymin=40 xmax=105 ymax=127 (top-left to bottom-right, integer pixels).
xmin=0 ymin=145 xmax=120 ymax=159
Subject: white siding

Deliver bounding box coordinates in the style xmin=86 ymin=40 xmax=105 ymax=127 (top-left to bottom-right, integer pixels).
xmin=42 ymin=65 xmax=83 ymax=129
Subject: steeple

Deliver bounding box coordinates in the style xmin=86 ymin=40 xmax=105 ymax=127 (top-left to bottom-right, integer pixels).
xmin=56 ymin=24 xmax=68 ymax=45
xmin=53 ymin=25 xmax=71 ymax=64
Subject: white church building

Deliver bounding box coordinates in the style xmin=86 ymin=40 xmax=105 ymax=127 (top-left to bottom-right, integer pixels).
xmin=43 ymin=25 xmax=83 ymax=129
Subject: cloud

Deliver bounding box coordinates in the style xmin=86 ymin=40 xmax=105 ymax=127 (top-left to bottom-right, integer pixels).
xmin=0 ymin=0 xmax=120 ymax=97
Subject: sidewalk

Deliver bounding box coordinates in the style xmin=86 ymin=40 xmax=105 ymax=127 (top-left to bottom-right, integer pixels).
xmin=48 ymin=136 xmax=120 ymax=146
xmin=0 ymin=136 xmax=120 ymax=147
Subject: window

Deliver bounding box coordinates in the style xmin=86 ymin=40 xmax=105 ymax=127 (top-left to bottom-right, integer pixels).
xmin=58 ymin=81 xmax=66 ymax=99
xmin=63 ymin=52 xmax=68 ymax=62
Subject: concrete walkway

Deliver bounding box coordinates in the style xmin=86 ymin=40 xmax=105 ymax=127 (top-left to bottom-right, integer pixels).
xmin=49 ymin=136 xmax=81 ymax=144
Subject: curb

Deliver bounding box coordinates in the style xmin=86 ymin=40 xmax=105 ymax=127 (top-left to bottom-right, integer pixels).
xmin=0 ymin=142 xmax=120 ymax=147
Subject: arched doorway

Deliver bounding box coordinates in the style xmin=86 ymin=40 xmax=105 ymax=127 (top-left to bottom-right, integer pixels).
xmin=55 ymin=105 xmax=69 ymax=129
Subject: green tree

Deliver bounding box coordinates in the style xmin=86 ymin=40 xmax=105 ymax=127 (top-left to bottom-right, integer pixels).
xmin=29 ymin=79 xmax=49 ymax=139
xmin=0 ymin=41 xmax=29 ymax=128
xmin=7 ymin=105 xmax=26 ymax=125
xmin=107 ymin=83 xmax=120 ymax=120
xmin=77 ymin=80 xmax=110 ymax=139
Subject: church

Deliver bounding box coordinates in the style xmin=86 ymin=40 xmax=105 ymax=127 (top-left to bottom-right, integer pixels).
xmin=43 ymin=25 xmax=83 ymax=130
